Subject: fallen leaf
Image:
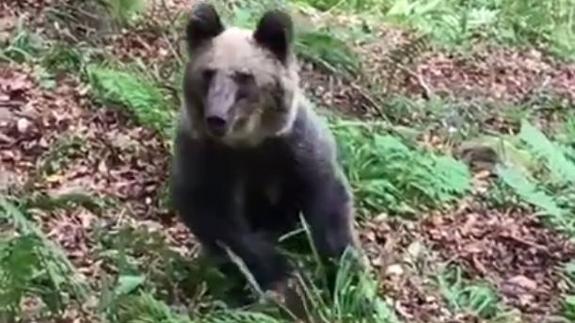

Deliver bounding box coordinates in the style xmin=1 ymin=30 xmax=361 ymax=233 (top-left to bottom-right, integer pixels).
xmin=507 ymin=275 xmax=537 ymax=290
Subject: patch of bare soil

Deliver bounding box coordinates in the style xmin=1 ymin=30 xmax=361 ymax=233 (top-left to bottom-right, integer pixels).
xmin=299 ymin=63 xmax=376 ymax=118
xmin=0 ymin=64 xmax=171 ymax=218
xmin=297 ymin=26 xmax=420 ymax=119
xmin=1 ymin=0 xmax=53 ymax=15
xmin=422 ymin=202 xmax=575 ymax=321
xmin=360 ymin=215 xmax=499 ymax=323
xmin=403 ymin=46 xmax=575 ymax=104
xmin=361 ymin=217 xmax=454 ymax=323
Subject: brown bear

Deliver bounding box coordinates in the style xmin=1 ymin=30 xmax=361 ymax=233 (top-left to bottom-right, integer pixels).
xmin=170 ymin=1 xmax=360 ymax=301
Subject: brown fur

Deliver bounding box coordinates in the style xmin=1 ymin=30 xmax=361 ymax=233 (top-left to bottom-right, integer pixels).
xmin=170 ymin=2 xmax=361 ymax=300
xmin=182 ymin=24 xmax=300 ymax=147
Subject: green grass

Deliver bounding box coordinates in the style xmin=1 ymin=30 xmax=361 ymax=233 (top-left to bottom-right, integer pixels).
xmin=563 ymin=261 xmax=575 ymax=321
xmin=104 ymin=245 xmax=399 ymax=323
xmin=0 ymin=21 xmax=45 ymax=63
xmin=89 ymin=217 xmax=399 ymax=323
xmin=436 ymin=265 xmax=512 ymax=321
xmin=0 ymin=196 xmax=399 ymax=322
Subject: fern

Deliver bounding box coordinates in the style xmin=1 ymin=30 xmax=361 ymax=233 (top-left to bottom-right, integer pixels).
xmin=0 ymin=234 xmax=46 ymax=318
xmin=518 ymin=119 xmax=575 ymax=184
xmin=493 ymin=119 xmax=575 ymax=237
xmin=564 ymin=295 xmax=575 ymax=321
xmin=86 ymin=64 xmax=175 ymax=136
xmin=496 ymin=164 xmax=574 ymax=233
xmin=0 ymin=198 xmax=91 ymax=319
xmin=111 ymin=292 xmax=195 ymax=323
xmin=296 ymin=30 xmax=361 ymax=76
xmin=110 ymin=289 xmax=284 ymax=323
xmin=332 ymin=118 xmax=472 ymax=216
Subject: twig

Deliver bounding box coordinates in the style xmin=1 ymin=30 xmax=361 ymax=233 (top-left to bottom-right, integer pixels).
xmin=162 ymin=31 xmax=184 ymax=67
xmin=156 ymin=0 xmax=185 ymax=67
xmin=348 ymin=81 xmax=390 ymax=122
xmin=396 ymin=64 xmax=433 ymax=100
xmin=160 ymin=0 xmax=178 ymax=29
xmin=501 ymin=233 xmax=550 ymax=255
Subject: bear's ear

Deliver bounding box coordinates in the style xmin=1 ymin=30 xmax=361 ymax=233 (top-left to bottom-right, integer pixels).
xmin=253 ymin=10 xmax=294 ymax=64
xmin=185 ymin=2 xmax=224 ymax=53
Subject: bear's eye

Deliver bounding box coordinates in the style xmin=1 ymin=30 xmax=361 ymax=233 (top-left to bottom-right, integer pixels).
xmin=234 ymin=72 xmax=254 ymax=101
xmin=234 ymin=71 xmax=254 ymax=83
xmin=202 ymin=68 xmax=216 ymax=83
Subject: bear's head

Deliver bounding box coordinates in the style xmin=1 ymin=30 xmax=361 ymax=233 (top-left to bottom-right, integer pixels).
xmin=182 ymin=2 xmax=300 ymax=146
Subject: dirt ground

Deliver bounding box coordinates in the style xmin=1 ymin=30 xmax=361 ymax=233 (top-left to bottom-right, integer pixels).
xmin=2 ymin=1 xmax=575 ymax=322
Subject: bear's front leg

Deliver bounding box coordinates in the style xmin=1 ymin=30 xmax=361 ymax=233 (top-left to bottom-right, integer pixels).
xmin=299 ymin=172 xmax=359 ymax=263
xmin=170 ymin=136 xmax=293 ymax=293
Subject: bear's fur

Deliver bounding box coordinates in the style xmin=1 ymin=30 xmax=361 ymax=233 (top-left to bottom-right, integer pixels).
xmin=170 ymin=2 xmax=360 ymax=296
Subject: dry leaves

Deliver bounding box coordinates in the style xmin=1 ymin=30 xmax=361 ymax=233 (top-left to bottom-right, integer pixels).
xmin=403 ymin=47 xmax=575 ymax=104
xmin=422 ymin=204 xmax=575 ymax=318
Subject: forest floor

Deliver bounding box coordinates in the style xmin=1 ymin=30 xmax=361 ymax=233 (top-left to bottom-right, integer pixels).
xmin=2 ymin=0 xmax=575 ymax=322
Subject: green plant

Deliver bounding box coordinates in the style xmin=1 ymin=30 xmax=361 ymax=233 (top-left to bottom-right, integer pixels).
xmin=518 ymin=119 xmax=575 ymax=184
xmin=330 ymin=117 xmax=471 ymax=216
xmin=0 ymin=198 xmax=90 ymax=320
xmin=495 ymin=119 xmax=575 ymax=236
xmin=296 ymin=29 xmax=361 ymax=76
xmin=327 ymin=248 xmax=399 ymax=322
xmin=563 ymin=295 xmax=575 ymax=321
xmin=102 ymin=0 xmax=147 ymax=26
xmin=0 ymin=21 xmax=44 ymax=63
xmin=215 ymin=0 xmax=360 ymax=77
xmin=41 ymin=43 xmax=86 ymax=74
xmin=496 ymin=165 xmax=568 ymax=217
xmin=296 ymin=0 xmax=384 ymax=12
xmin=109 ymin=291 xmax=195 ymax=323
xmin=555 ymin=113 xmax=575 ymax=156
xmin=86 ymin=64 xmax=175 ymax=136
xmin=437 ymin=265 xmax=502 ymax=319
xmin=226 ymin=244 xmax=399 ymax=322
xmin=379 ymin=0 xmax=575 ymax=59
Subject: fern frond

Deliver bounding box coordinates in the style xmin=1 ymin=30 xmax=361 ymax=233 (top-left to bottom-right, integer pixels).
xmin=0 ymin=199 xmax=91 ymax=317
xmin=296 ymin=30 xmax=361 ymax=76
xmin=113 ymin=292 xmax=194 ymax=323
xmin=332 ymin=118 xmax=471 ymax=215
xmin=201 ymin=310 xmax=285 ymax=323
xmin=86 ymin=64 xmax=175 ymax=136
xmin=518 ymin=119 xmax=575 ymax=184
xmin=496 ymin=164 xmax=567 ymax=219
xmin=0 ymin=199 xmax=90 ymax=300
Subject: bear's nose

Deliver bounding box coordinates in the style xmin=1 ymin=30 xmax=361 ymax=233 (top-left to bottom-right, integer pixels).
xmin=205 ymin=116 xmax=228 ymax=137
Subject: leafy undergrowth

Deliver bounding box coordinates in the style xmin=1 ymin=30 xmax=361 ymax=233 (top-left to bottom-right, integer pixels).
xmin=2 ymin=0 xmax=575 ymax=322
xmin=331 ymin=118 xmax=472 ymax=216
xmin=86 ymin=64 xmax=176 ymax=137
